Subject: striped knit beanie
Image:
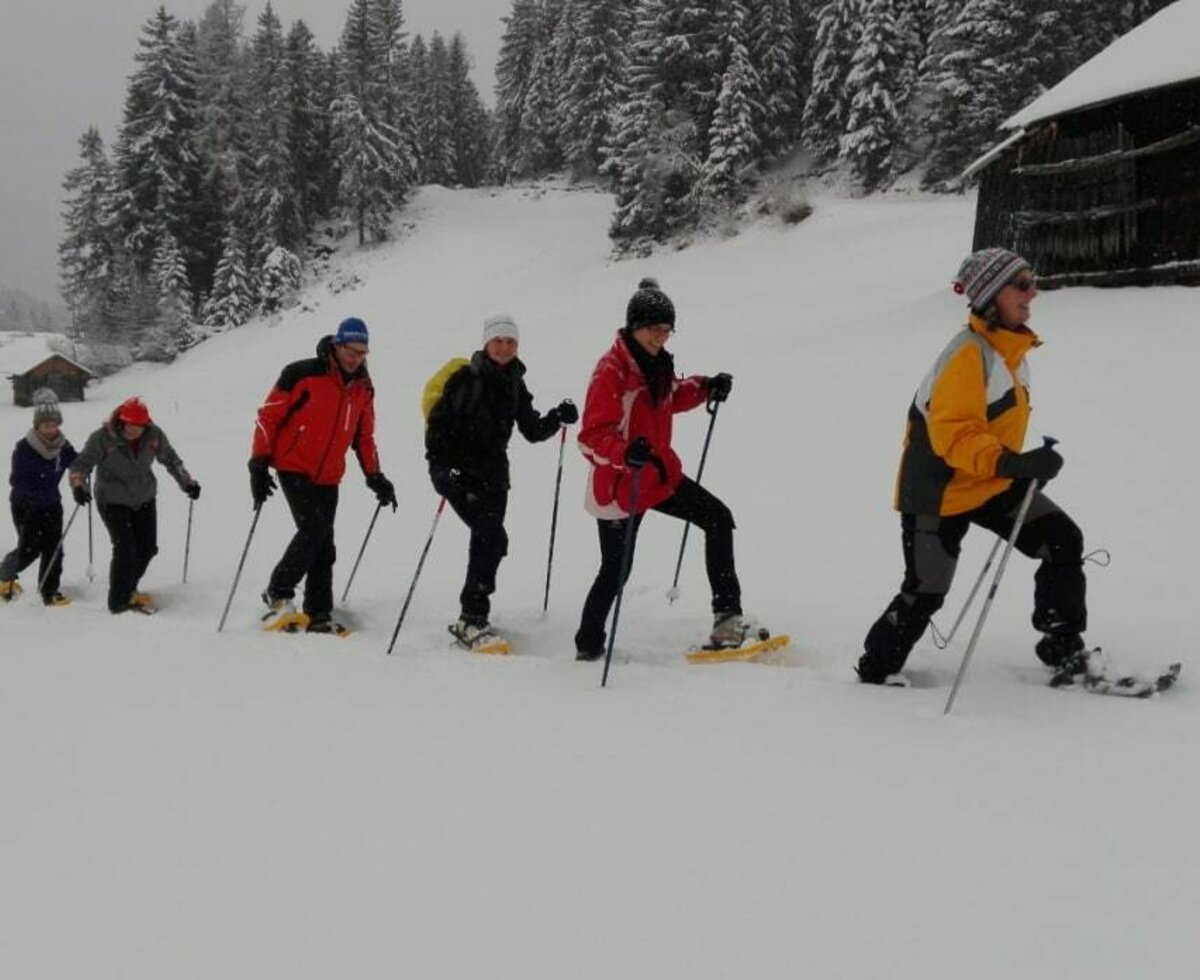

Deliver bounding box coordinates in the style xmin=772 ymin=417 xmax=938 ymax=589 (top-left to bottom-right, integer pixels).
xmin=953 ymin=248 xmax=1032 ymax=313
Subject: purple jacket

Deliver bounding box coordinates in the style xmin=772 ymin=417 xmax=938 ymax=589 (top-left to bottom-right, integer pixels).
xmin=9 ymin=435 xmax=78 ymax=508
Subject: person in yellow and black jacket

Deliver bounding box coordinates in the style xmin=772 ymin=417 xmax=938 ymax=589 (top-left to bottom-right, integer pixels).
xmin=858 ymin=248 xmax=1088 ymax=685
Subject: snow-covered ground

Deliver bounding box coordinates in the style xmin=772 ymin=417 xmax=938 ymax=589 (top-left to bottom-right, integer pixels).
xmin=1 ymin=185 xmax=1196 ymax=978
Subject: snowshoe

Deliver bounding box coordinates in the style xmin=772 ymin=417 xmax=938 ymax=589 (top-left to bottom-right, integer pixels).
xmin=305 ymin=614 xmax=353 ymax=638
xmin=1050 ymin=647 xmax=1181 ymax=698
xmin=0 ymin=579 xmax=22 ymax=603
xmin=129 ymin=591 xmax=156 ymax=613
xmin=42 ymin=592 xmax=71 ymax=608
xmin=261 ymin=591 xmax=301 ymax=631
xmin=448 ymin=618 xmax=511 ymax=655
xmin=687 ymin=616 xmax=790 ymax=664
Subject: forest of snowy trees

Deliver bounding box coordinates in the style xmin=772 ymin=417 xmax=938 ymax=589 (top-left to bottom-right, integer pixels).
xmin=495 ymin=0 xmax=1175 ymax=250
xmin=58 ymin=0 xmax=1174 ymax=360
xmin=57 ymin=0 xmax=490 ymax=360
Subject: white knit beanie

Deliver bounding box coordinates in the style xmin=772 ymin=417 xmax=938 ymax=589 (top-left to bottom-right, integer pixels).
xmin=482 ymin=314 xmax=520 ymax=346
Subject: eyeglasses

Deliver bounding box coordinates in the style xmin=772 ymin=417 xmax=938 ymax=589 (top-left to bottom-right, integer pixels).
xmin=1008 ymin=277 xmax=1037 ymax=293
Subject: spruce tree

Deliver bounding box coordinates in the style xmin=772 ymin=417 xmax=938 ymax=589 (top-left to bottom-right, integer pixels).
xmin=203 ymin=226 xmax=253 ymax=329
xmin=149 ymin=231 xmax=194 ymax=356
xmin=447 ymin=33 xmax=492 ymax=186
xmin=840 ymin=0 xmax=908 ymax=190
xmin=802 ymin=0 xmax=863 ymax=165
xmin=494 ymin=0 xmax=545 ymax=179
xmin=748 ymin=0 xmax=799 ymax=160
xmin=703 ymin=1 xmax=761 ymax=203
xmin=285 ymin=19 xmax=333 ymax=231
xmin=559 ymin=0 xmax=629 ymax=177
xmin=248 ymin=3 xmax=301 ymax=257
xmin=422 ymin=33 xmax=457 ymax=184
xmin=59 ymin=127 xmax=116 ymax=335
xmin=111 ymin=6 xmax=202 ymax=272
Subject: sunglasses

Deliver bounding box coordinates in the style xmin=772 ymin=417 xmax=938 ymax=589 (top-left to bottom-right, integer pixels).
xmin=1008 ymin=277 xmax=1037 ymax=293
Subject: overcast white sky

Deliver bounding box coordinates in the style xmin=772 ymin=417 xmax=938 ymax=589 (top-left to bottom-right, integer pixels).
xmin=0 ymin=0 xmax=510 ymax=306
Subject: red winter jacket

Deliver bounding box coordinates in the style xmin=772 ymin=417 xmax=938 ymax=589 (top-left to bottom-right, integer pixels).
xmin=577 ymin=332 xmax=708 ymax=517
xmin=251 ymin=336 xmax=380 ymax=485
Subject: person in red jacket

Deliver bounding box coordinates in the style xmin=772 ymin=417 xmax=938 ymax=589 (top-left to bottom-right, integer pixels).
xmin=574 ymin=278 xmax=742 ymax=660
xmin=249 ymin=317 xmax=397 ymax=633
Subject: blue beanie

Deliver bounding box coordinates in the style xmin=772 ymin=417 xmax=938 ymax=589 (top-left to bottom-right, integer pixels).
xmin=335 ymin=317 xmax=370 ymax=346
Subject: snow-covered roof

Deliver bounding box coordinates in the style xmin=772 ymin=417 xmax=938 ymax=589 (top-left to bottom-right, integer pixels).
xmin=1004 ymin=0 xmax=1200 ymax=129
xmin=0 ymin=332 xmax=92 ymax=378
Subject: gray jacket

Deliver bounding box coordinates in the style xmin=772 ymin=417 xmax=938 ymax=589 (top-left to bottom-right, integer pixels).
xmin=70 ymin=420 xmax=192 ymax=509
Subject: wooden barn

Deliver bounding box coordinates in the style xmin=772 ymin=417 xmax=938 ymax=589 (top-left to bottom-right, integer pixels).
xmin=966 ymin=0 xmax=1200 ymax=288
xmin=9 ymin=353 xmax=94 ymax=407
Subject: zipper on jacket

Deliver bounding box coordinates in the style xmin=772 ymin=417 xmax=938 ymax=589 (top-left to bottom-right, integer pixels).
xmin=314 ymin=387 xmax=348 ymax=483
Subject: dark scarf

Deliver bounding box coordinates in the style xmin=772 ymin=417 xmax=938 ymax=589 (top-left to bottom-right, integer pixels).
xmin=621 ymin=330 xmax=674 ymax=406
xmin=24 ymin=427 xmax=66 ymax=461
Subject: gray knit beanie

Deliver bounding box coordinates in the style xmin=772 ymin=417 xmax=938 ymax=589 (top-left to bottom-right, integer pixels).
xmin=31 ymin=388 xmax=63 ymax=426
xmin=954 ymin=248 xmax=1032 ymax=313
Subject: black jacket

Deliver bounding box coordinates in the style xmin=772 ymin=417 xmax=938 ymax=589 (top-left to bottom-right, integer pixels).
xmin=425 ymin=351 xmax=560 ymax=491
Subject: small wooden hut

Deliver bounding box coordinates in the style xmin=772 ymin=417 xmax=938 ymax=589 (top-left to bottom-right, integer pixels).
xmin=967 ymin=0 xmax=1200 ymax=288
xmin=9 ymin=354 xmax=94 ymax=407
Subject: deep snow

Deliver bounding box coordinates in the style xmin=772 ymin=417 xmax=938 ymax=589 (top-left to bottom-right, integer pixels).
xmin=1 ymin=184 xmax=1196 ymax=979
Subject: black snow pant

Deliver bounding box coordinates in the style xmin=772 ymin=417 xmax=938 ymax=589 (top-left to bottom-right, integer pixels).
xmin=858 ymin=481 xmax=1086 ymax=683
xmin=99 ymin=499 xmax=158 ymax=612
xmin=0 ymin=499 xmax=65 ymax=597
xmin=444 ymin=485 xmax=509 ymax=624
xmin=575 ymin=476 xmax=741 ymax=655
xmin=269 ymin=472 xmax=339 ymax=618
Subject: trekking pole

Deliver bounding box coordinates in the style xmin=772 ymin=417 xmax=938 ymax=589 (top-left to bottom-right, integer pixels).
xmin=386 ymin=496 xmax=447 ymax=655
xmin=86 ymin=498 xmax=95 ymax=583
xmin=542 ymin=426 xmax=568 ymax=616
xmin=217 ymin=503 xmax=263 ymax=632
xmin=182 ymin=499 xmax=195 ymax=583
xmin=37 ymin=502 xmax=83 ymax=595
xmin=602 ymin=469 xmax=643 ymax=688
xmin=341 ymin=502 xmax=383 ymax=604
xmin=667 ymin=399 xmax=721 ymax=604
xmin=944 ymin=438 xmax=1056 ymax=714
xmin=930 ymin=536 xmax=1003 ymax=649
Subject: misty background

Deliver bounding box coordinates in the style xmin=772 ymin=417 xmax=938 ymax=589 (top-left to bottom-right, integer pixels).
xmin=0 ymin=0 xmax=508 ymax=311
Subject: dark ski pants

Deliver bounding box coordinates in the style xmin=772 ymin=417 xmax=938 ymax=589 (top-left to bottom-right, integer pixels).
xmin=575 ymin=476 xmax=741 ymax=654
xmin=444 ymin=485 xmax=508 ymax=623
xmin=99 ymin=500 xmax=158 ymax=612
xmin=1 ymin=499 xmax=65 ymax=596
xmin=859 ymin=481 xmax=1086 ymax=683
xmin=269 ymin=472 xmax=339 ymax=618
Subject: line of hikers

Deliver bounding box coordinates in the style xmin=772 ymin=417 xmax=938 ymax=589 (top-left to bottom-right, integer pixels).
xmin=2 ymin=254 xmax=1099 ymax=683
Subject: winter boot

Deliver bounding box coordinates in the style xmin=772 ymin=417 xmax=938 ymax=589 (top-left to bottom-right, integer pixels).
xmin=708 ymin=611 xmax=750 ymax=649
xmin=449 ymin=617 xmax=500 ymax=651
xmin=261 ymin=589 xmax=296 ymax=622
xmin=0 ymin=579 xmax=22 ymax=602
xmin=305 ymin=612 xmax=350 ymax=636
xmin=129 ymin=591 xmax=156 ymax=613
xmin=42 ymin=592 xmax=71 ymax=608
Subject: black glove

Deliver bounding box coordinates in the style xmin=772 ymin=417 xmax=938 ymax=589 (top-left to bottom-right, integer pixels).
xmin=366 ymin=471 xmax=398 ymax=511
xmin=625 ymin=436 xmax=654 ymax=469
xmin=184 ymin=480 xmax=201 ymax=501
xmin=431 ymin=466 xmax=461 ymax=499
xmin=996 ymin=445 xmax=1064 ymax=484
xmin=72 ymin=483 xmax=92 ymax=507
xmin=248 ymin=456 xmax=277 ymax=507
xmin=555 ymin=399 xmax=579 ymax=426
xmin=707 ymin=373 xmax=733 ymax=403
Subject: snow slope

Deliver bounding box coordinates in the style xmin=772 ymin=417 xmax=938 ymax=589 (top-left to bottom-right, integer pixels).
xmin=1 ymin=184 xmax=1197 ymax=979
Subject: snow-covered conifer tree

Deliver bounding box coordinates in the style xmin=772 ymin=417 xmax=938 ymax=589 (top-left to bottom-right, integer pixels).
xmin=257 ymin=244 xmax=302 ymax=314
xmin=748 ymin=0 xmax=799 ymax=160
xmin=148 ymin=231 xmax=194 ymax=356
xmin=559 ymin=0 xmax=629 ymax=177
xmin=702 ymin=2 xmax=762 ymax=203
xmin=111 ymin=6 xmax=202 ymax=270
xmin=284 ymin=19 xmax=334 ymax=231
xmin=839 ymin=0 xmax=908 ymax=190
xmin=494 ymin=0 xmax=545 ymax=179
xmin=801 ymin=0 xmax=863 ymax=165
xmin=447 ymin=33 xmax=492 ymax=186
xmin=59 ymin=128 xmax=116 ymax=335
xmin=203 ymin=227 xmax=253 ymax=329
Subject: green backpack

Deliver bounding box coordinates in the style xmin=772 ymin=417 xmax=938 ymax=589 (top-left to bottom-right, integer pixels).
xmin=421 ymin=357 xmax=470 ymax=423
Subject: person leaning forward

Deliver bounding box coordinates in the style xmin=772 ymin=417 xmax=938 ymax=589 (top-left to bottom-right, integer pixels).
xmin=250 ymin=317 xmax=397 ymax=634
xmin=858 ymin=248 xmax=1091 ymax=686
